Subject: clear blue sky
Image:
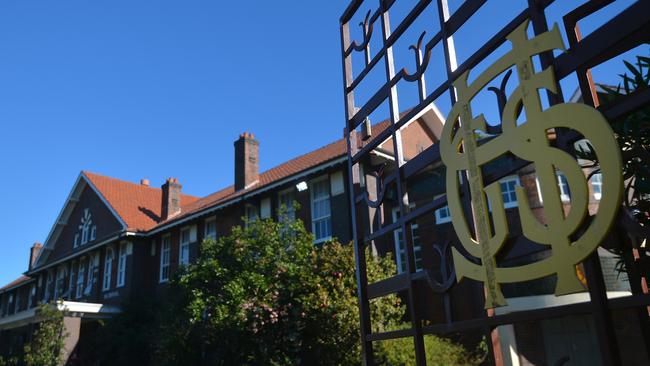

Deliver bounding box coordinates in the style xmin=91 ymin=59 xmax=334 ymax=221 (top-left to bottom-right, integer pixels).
xmin=0 ymin=0 xmax=644 ymax=285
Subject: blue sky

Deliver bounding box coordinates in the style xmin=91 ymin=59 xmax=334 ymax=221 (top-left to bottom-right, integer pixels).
xmin=0 ymin=1 xmax=645 ymax=285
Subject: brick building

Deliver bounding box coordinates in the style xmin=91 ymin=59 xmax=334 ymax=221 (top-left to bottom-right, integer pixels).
xmin=0 ymin=100 xmax=634 ymax=365
xmin=0 ymin=106 xmax=444 ymax=362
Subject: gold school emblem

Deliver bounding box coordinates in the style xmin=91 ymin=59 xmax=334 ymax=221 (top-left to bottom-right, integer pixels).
xmin=439 ymin=20 xmax=623 ymax=308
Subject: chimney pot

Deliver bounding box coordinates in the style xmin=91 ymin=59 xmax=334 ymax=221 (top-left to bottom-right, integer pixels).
xmin=140 ymin=178 xmax=150 ymax=187
xmin=161 ymin=178 xmax=182 ymax=221
xmin=234 ymin=132 xmax=259 ymax=191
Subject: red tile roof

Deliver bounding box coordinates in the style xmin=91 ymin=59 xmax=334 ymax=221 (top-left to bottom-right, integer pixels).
xmin=83 ymin=120 xmax=390 ymax=232
xmin=0 ymin=275 xmax=31 ymax=292
xmin=160 ymin=120 xmax=391 ymax=227
xmin=83 ymin=171 xmax=199 ymax=232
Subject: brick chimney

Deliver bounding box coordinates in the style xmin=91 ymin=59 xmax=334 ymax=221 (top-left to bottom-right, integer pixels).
xmin=29 ymin=242 xmax=42 ymax=271
xmin=234 ymin=132 xmax=259 ymax=191
xmin=161 ymin=178 xmax=182 ymax=221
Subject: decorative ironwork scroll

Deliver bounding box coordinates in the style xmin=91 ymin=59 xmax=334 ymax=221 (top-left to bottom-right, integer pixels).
xmin=340 ymin=1 xmax=650 ymax=365
xmin=440 ymin=20 xmax=623 ymax=308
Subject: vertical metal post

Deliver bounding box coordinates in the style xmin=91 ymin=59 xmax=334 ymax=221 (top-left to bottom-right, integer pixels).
xmin=378 ymin=3 xmax=427 ymax=364
xmin=583 ymin=253 xmax=622 ymax=365
xmin=341 ymin=19 xmax=375 ymax=365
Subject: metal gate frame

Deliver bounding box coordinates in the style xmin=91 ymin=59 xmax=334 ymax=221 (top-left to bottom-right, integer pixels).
xmin=339 ymin=1 xmax=650 ymax=365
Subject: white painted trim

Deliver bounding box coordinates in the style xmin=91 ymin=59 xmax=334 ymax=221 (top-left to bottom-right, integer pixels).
xmin=116 ymin=242 xmax=128 ymax=288
xmin=0 ymin=307 xmax=36 ymax=329
xmin=147 ymin=156 xmax=348 ymax=235
xmin=499 ymin=175 xmax=521 ymax=209
xmin=494 ymin=291 xmax=631 ymax=316
xmin=33 ymin=174 xmax=85 ymax=268
xmin=102 ymin=246 xmax=113 ymax=291
xmin=27 ymin=233 xmax=125 ymax=275
xmin=0 ymin=301 xmax=121 ymax=330
xmin=310 ymin=175 xmax=333 ymax=243
xmin=179 ymin=226 xmax=191 ymax=266
xmin=33 ymin=172 xmax=129 ymax=269
xmin=204 ymin=216 xmax=217 ymax=240
xmin=59 ymin=300 xmax=121 ymax=315
xmin=159 ymin=234 xmax=171 ymax=283
xmin=0 ymin=278 xmax=35 ymax=294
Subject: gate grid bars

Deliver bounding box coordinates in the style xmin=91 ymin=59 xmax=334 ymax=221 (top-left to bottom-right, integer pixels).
xmin=339 ymin=0 xmax=650 ymax=365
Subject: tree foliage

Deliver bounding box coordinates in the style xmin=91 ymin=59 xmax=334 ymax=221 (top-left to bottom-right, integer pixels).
xmin=23 ymin=302 xmax=68 ymax=366
xmin=576 ymin=53 xmax=650 ymax=229
xmin=155 ymin=215 xmax=480 ymax=365
xmin=575 ymin=53 xmax=650 ymax=275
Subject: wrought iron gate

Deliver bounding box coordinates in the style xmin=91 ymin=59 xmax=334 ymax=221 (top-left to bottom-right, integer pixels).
xmin=339 ymin=0 xmax=650 ymax=365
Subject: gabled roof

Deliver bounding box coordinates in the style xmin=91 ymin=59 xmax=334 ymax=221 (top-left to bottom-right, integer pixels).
xmin=0 ymin=275 xmax=31 ymax=293
xmin=83 ymin=171 xmax=199 ymax=232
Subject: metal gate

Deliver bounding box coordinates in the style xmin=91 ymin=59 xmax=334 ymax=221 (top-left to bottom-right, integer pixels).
xmin=339 ymin=1 xmax=650 ymax=365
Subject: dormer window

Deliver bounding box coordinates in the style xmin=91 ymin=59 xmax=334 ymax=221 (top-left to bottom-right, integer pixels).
xmin=73 ymin=234 xmax=79 ymax=248
xmin=91 ymin=225 xmax=97 ymax=241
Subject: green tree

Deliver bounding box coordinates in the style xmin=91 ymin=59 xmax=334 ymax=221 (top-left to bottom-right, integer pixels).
xmin=575 ymin=53 xmax=650 ymax=274
xmin=23 ymin=302 xmax=68 ymax=366
xmin=577 ymin=53 xmax=650 ymax=229
xmin=156 ymin=213 xmax=481 ymax=365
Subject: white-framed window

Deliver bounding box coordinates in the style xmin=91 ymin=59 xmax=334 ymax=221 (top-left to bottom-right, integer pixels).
xmin=76 ymin=258 xmax=85 ymax=299
xmin=28 ymin=284 xmax=36 ymax=309
xmin=117 ymin=242 xmax=128 ymax=287
xmin=204 ymin=217 xmax=217 ymax=240
xmin=278 ymin=188 xmax=296 ymax=222
xmin=7 ymin=294 xmax=13 ymax=313
xmin=591 ymin=173 xmax=602 ymax=200
xmin=73 ymin=233 xmax=79 ymax=248
xmin=103 ymin=247 xmax=113 ymax=291
xmin=54 ymin=266 xmax=66 ymax=299
xmin=44 ymin=270 xmax=53 ymax=302
xmin=14 ymin=292 xmax=20 ymax=313
xmin=179 ymin=227 xmax=191 ymax=266
xmin=392 ymin=207 xmax=423 ymax=273
xmin=434 ymin=195 xmax=451 ymax=224
xmin=310 ymin=177 xmax=332 ymax=242
xmin=245 ymin=204 xmax=259 ymax=227
xmin=80 ymin=209 xmax=92 ymax=245
xmin=557 ymin=172 xmax=571 ymax=202
xmin=68 ymin=262 xmax=76 ymax=300
xmin=499 ymin=176 xmax=520 ymax=209
xmin=260 ymin=198 xmax=271 ymax=219
xmin=85 ymin=252 xmax=98 ymax=296
xmin=90 ymin=225 xmax=97 ymax=241
xmin=160 ymin=235 xmax=171 ymax=283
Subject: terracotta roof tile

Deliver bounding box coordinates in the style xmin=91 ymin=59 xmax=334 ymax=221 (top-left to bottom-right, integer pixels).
xmin=83 ymin=120 xmax=391 ymax=232
xmin=0 ymin=275 xmax=31 ymax=292
xmin=161 ymin=120 xmax=391 ymax=226
xmin=83 ymin=171 xmax=199 ymax=232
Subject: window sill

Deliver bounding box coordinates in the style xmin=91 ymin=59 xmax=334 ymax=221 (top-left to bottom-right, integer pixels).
xmin=313 ymin=237 xmax=332 ymax=245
